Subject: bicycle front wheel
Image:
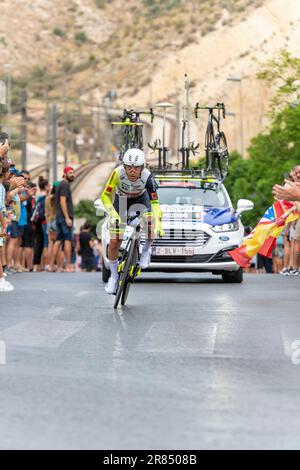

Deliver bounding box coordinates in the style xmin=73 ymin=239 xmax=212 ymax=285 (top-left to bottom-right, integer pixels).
xmin=113 ymin=239 xmax=136 ymax=309
xmin=121 ymin=242 xmax=139 ymax=306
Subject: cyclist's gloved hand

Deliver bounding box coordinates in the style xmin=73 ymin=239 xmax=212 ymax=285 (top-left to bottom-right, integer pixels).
xmin=154 ymin=222 xmax=164 ymax=238
xmin=109 ymin=215 xmax=121 ymax=226
xmin=107 ymin=207 xmax=121 ymax=227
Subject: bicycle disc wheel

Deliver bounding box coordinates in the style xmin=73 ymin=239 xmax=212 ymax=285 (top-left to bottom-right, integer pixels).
xmin=216 ymin=131 xmax=229 ymax=180
xmin=113 ymin=239 xmax=135 ymax=309
xmin=121 ymin=242 xmax=139 ymax=306
xmin=134 ymin=126 xmax=143 ymax=149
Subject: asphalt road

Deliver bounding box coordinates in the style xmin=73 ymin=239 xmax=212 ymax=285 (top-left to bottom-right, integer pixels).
xmin=0 ymin=272 xmax=300 ymax=450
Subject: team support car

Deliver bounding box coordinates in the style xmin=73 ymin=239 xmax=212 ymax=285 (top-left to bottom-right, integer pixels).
xmin=95 ymin=170 xmax=253 ymax=283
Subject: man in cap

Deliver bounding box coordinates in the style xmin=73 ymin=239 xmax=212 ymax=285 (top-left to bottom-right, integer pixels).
xmin=53 ymin=167 xmax=75 ymax=272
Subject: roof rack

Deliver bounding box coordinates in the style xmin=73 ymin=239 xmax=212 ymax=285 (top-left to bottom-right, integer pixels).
xmin=149 ymin=166 xmax=222 ymax=181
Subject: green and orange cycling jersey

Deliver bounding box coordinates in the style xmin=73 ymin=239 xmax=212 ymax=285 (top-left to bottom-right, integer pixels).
xmin=101 ymin=165 xmax=162 ymax=231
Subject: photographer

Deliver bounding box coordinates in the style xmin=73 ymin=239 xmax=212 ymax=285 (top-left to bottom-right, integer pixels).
xmin=0 ymin=161 xmax=14 ymax=291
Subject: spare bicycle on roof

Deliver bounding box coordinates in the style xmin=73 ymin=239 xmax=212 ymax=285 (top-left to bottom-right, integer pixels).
xmin=112 ymin=108 xmax=154 ymax=161
xmin=194 ymin=101 xmax=229 ymax=181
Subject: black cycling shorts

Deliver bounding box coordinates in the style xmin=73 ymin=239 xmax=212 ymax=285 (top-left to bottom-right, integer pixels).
xmin=113 ymin=192 xmax=152 ymax=221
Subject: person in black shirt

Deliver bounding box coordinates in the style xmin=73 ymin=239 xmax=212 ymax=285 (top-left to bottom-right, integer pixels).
xmin=53 ymin=167 xmax=75 ymax=272
xmin=79 ymin=222 xmax=97 ymax=272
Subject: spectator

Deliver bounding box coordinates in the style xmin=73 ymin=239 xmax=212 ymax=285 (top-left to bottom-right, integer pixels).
xmin=53 ymin=167 xmax=75 ymax=272
xmin=273 ymin=231 xmax=284 ymax=273
xmin=0 ymin=161 xmax=13 ymax=291
xmin=21 ymin=182 xmax=37 ymax=271
xmin=46 ymin=181 xmax=59 ymax=272
xmin=79 ymin=222 xmax=97 ymax=272
xmin=256 ymin=253 xmax=273 ymax=274
xmin=32 ymin=176 xmax=49 ymax=272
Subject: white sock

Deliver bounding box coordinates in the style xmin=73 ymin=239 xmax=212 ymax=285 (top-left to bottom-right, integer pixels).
xmin=109 ymin=260 xmax=119 ymax=279
xmin=142 ymin=239 xmax=152 ymax=254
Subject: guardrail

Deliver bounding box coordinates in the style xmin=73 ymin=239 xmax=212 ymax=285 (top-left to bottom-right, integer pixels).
xmin=29 ymin=164 xmax=48 ymax=180
xmin=70 ymin=161 xmax=102 ymax=194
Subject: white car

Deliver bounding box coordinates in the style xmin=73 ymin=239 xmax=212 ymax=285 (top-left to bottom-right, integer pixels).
xmin=95 ymin=171 xmax=253 ymax=283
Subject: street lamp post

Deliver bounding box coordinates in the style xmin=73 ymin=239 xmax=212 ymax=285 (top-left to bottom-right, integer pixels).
xmin=227 ymin=77 xmax=244 ymax=157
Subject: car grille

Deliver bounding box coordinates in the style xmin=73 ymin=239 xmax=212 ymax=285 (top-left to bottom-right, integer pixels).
xmin=144 ymin=229 xmax=211 ymax=248
xmin=150 ymin=247 xmax=238 ymax=264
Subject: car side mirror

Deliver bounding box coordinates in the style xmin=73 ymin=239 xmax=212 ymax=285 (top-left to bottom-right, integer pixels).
xmin=236 ymin=199 xmax=254 ymax=217
xmin=94 ymin=198 xmax=106 ymax=217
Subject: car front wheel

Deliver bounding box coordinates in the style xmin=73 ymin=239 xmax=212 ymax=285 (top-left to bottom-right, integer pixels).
xmin=222 ymin=268 xmax=243 ymax=283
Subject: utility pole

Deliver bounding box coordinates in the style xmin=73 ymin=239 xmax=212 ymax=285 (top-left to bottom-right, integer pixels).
xmin=227 ymin=112 xmax=238 ymax=151
xmin=184 ymin=74 xmax=190 ymax=147
xmin=63 ymin=81 xmax=68 ymax=167
xmin=45 ymin=96 xmax=51 ymax=181
xmin=51 ymin=104 xmax=57 ymax=182
xmin=89 ymin=92 xmax=95 ymax=162
xmin=96 ymin=101 xmax=101 ymax=160
xmin=77 ymin=90 xmax=84 ymax=164
xmin=20 ymin=89 xmax=27 ymax=171
xmin=103 ymin=96 xmax=110 ymax=161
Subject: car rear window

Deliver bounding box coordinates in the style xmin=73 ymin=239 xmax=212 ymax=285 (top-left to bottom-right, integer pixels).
xmin=157 ymin=182 xmax=229 ymax=208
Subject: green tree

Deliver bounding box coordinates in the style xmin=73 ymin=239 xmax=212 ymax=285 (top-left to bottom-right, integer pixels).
xmin=74 ymin=199 xmax=103 ymax=232
xmin=257 ymin=49 xmax=300 ymax=117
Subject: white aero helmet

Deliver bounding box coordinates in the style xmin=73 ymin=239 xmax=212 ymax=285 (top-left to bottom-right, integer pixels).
xmin=123 ymin=148 xmax=145 ymax=167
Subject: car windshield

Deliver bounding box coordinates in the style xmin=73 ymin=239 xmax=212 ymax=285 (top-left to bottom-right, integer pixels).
xmin=157 ymin=182 xmax=230 ymax=208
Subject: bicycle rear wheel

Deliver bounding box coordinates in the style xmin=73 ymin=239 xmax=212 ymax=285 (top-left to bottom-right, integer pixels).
xmin=216 ymin=131 xmax=229 ymax=180
xmin=121 ymin=241 xmax=139 ymax=306
xmin=113 ymin=239 xmax=135 ymax=309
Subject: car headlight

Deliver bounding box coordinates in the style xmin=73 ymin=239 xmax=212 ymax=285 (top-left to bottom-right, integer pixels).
xmin=211 ymin=221 xmax=239 ymax=232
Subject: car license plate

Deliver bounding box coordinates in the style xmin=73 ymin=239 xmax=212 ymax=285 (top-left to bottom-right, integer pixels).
xmin=152 ymin=246 xmax=194 ymax=256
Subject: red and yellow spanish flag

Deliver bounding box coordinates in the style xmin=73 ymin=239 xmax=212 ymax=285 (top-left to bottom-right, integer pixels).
xmin=229 ymin=200 xmax=299 ymax=268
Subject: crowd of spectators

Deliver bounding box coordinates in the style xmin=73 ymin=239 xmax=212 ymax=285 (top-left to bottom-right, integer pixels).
xmin=245 ymin=164 xmax=300 ymax=275
xmin=0 ymin=133 xmax=102 ymax=292
xmin=1 ymin=130 xmax=300 ymax=289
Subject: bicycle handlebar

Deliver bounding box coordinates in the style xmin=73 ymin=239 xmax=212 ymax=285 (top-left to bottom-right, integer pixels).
xmin=122 ymin=108 xmax=155 ymax=123
xmin=194 ymin=102 xmax=226 ymax=119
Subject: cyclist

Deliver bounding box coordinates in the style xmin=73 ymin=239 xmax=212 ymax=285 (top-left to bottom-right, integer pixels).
xmin=101 ymin=148 xmax=163 ymax=294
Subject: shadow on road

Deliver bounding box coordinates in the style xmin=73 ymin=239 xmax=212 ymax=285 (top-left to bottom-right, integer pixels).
xmin=135 ymin=276 xmax=225 ymax=284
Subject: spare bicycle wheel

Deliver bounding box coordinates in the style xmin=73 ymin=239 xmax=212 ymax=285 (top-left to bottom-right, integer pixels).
xmin=216 ymin=131 xmax=229 ymax=180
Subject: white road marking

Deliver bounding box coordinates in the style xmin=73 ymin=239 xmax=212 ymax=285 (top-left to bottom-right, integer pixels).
xmin=0 ymin=320 xmax=86 ymax=348
xmin=74 ymin=291 xmax=89 ymax=298
xmin=137 ymin=321 xmax=218 ymax=355
xmin=48 ymin=306 xmax=65 ymax=319
xmin=281 ymin=325 xmax=300 ymax=360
